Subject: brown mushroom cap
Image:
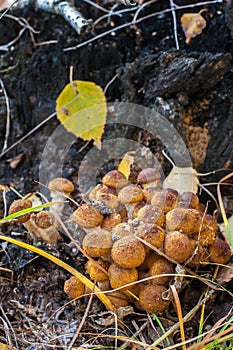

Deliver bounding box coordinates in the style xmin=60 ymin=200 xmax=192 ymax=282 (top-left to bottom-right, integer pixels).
xmin=166 ymin=207 xmax=194 ymax=233
xmin=118 ymin=184 xmax=143 ymax=204
xmin=135 ymin=223 xmax=165 ymax=249
xmin=149 ymin=258 xmax=174 ymax=285
xmin=82 ymin=228 xmax=112 ymax=258
xmin=137 ymin=204 xmax=164 ymax=226
xmin=164 ymin=231 xmax=194 ymax=263
xmin=209 ymin=239 xmax=231 ymax=264
xmin=192 ymin=214 xmax=217 ymax=245
xmin=85 ymin=259 xmax=109 ymax=282
xmin=102 ymin=170 xmax=128 ymax=189
xmin=143 ymin=187 xmax=160 ymax=203
xmin=71 ymin=204 xmax=103 ymax=229
xmin=95 ymin=185 xmax=120 ymax=210
xmin=107 ymin=290 xmax=129 ymax=308
xmin=111 ymin=235 xmax=146 ymax=268
xmin=151 ymin=188 xmax=178 ymax=213
xmin=137 ymin=168 xmax=161 ymax=185
xmin=139 ymin=284 xmax=170 ymax=314
xmin=8 ymin=199 xmax=32 ymax=223
xmin=101 ymin=213 xmax=122 ymax=230
xmin=187 ymin=240 xmax=210 ymax=267
xmin=48 ymin=177 xmax=74 ymax=195
xmin=35 ymin=211 xmax=55 ymax=228
xmin=64 ymin=276 xmax=85 ymax=299
xmin=108 ymin=263 xmax=138 ymax=289
xmin=111 ymin=222 xmax=133 ymax=241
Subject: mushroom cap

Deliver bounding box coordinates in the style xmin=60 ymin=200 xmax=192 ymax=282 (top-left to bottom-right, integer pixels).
xmin=8 ymin=199 xmax=32 ymax=223
xmin=209 ymin=238 xmax=231 ymax=264
xmin=64 ymin=276 xmax=85 ymax=299
xmin=118 ymin=184 xmax=143 ymax=204
xmin=82 ymin=228 xmax=112 ymax=258
xmin=107 ymin=290 xmax=129 ymax=308
xmin=149 ymin=258 xmax=174 ymax=285
xmin=135 ymin=223 xmax=165 ymax=249
xmin=151 ymin=188 xmax=178 ymax=213
xmin=111 ymin=222 xmax=134 ymax=241
xmin=35 ymin=211 xmax=55 ymax=228
xmin=139 ymin=284 xmax=170 ymax=314
xmin=164 ymin=231 xmax=194 ymax=263
xmin=101 ymin=213 xmax=122 ymax=230
xmin=137 ymin=204 xmax=164 ymax=226
xmin=102 ymin=170 xmax=128 ymax=189
xmin=192 ymin=213 xmax=217 ymax=245
xmin=111 ymin=235 xmax=146 ymax=268
xmin=48 ymin=177 xmax=74 ymax=194
xmin=137 ymin=168 xmax=161 ymax=185
xmin=85 ymin=259 xmax=109 ymax=282
xmin=95 ymin=185 xmax=119 ymax=210
xmin=71 ymin=204 xmax=103 ymax=228
xmin=108 ymin=263 xmax=138 ymax=289
xmin=166 ymin=207 xmax=194 ymax=233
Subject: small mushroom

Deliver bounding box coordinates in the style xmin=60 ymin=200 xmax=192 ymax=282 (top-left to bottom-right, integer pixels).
xmin=35 ymin=211 xmax=61 ymax=244
xmin=8 ymin=199 xmax=57 ymax=244
xmin=137 ymin=204 xmax=164 ymax=226
xmin=64 ymin=276 xmax=85 ymax=299
xmin=134 ymin=223 xmax=165 ymax=250
xmin=118 ymin=184 xmax=144 ymax=218
xmin=85 ymin=259 xmax=109 ymax=282
xmin=139 ymin=284 xmax=170 ymax=314
xmin=151 ymin=188 xmax=178 ymax=213
xmin=108 ymin=263 xmax=138 ymax=290
xmin=149 ymin=258 xmax=174 ymax=285
xmin=137 ymin=168 xmax=161 ymax=189
xmin=111 ymin=235 xmax=146 ymax=268
xmin=101 ymin=213 xmax=122 ymax=230
xmin=82 ymin=228 xmax=112 ymax=258
xmin=95 ymin=185 xmax=120 ymax=210
xmin=166 ymin=207 xmax=194 ymax=233
xmin=178 ymin=191 xmax=199 ymax=209
xmin=192 ymin=214 xmax=217 ymax=246
xmin=48 ymin=177 xmax=74 ymax=216
xmin=209 ymin=238 xmax=231 ymax=264
xmin=164 ymin=231 xmax=194 ymax=263
xmin=102 ymin=170 xmax=128 ymax=190
xmin=71 ymin=204 xmax=103 ymax=230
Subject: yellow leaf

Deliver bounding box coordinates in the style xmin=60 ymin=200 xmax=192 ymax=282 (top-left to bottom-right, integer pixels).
xmin=181 ymin=10 xmax=207 ymax=44
xmin=56 ymin=81 xmax=107 ymax=148
xmin=0 ymin=343 xmax=16 ymax=350
xmin=118 ymin=152 xmax=135 ymax=179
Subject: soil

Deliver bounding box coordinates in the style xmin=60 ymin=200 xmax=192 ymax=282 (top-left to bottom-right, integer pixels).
xmin=0 ymin=0 xmax=233 ymax=349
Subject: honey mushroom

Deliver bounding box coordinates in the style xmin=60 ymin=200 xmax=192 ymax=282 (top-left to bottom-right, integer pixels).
xmin=208 ymin=238 xmax=231 ymax=264
xmin=64 ymin=275 xmax=85 ymax=299
xmin=48 ymin=177 xmax=74 ymax=217
xmin=149 ymin=257 xmax=174 ymax=285
xmin=192 ymin=213 xmax=217 ymax=246
xmin=164 ymin=231 xmax=194 ymax=263
xmin=166 ymin=207 xmax=195 ymax=233
xmin=118 ymin=184 xmax=144 ymax=218
xmin=85 ymin=259 xmax=109 ymax=282
xmin=35 ymin=210 xmax=61 ymax=244
xmin=111 ymin=235 xmax=146 ymax=268
xmin=82 ymin=228 xmax=113 ymax=258
xmin=178 ymin=191 xmax=199 ymax=209
xmin=139 ymin=284 xmax=170 ymax=314
xmin=8 ymin=199 xmax=58 ymax=244
xmin=134 ymin=223 xmax=165 ymax=250
xmin=108 ymin=263 xmax=138 ymax=290
xmin=102 ymin=169 xmax=128 ymax=191
xmin=136 ymin=204 xmax=164 ymax=226
xmin=151 ymin=188 xmax=179 ymax=213
xmin=137 ymin=168 xmax=161 ymax=189
xmin=71 ymin=203 xmax=103 ymax=231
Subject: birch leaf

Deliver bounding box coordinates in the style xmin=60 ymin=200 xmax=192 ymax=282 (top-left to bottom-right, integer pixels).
xmin=118 ymin=152 xmax=135 ymax=179
xmin=56 ymin=81 xmax=107 ymax=148
xmin=181 ymin=10 xmax=207 ymax=44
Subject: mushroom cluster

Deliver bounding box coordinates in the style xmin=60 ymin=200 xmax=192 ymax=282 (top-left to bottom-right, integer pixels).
xmin=65 ymin=168 xmax=231 ymax=314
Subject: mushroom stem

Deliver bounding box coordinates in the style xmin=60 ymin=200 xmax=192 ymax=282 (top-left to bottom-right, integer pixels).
xmin=23 ymin=220 xmax=60 ymax=244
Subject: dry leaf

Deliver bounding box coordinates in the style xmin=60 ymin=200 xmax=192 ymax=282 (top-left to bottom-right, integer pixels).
xmin=181 ymin=10 xmax=207 ymax=44
xmin=217 ymin=262 xmax=233 ymax=285
xmin=219 ymin=215 xmax=233 ymax=254
xmin=118 ymin=152 xmax=135 ymax=179
xmin=0 ymin=0 xmax=15 ymax=11
xmin=6 ymin=154 xmax=23 ymax=169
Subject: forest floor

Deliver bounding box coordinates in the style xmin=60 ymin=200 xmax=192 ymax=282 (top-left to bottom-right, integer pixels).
xmin=0 ymin=0 xmax=233 ymax=349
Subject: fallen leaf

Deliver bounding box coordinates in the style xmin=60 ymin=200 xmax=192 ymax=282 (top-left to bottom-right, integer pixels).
xmin=6 ymin=154 xmax=23 ymax=169
xmin=217 ymin=262 xmax=233 ymax=285
xmin=56 ymin=80 xmax=107 ymax=148
xmin=118 ymin=152 xmax=135 ymax=179
xmin=181 ymin=10 xmax=207 ymax=44
xmin=219 ymin=214 xmax=233 ymax=254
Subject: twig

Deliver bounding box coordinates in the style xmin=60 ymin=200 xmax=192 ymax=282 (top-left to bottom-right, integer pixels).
xmin=170 ymin=0 xmax=179 ymax=49
xmin=0 ymin=79 xmax=10 ymax=153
